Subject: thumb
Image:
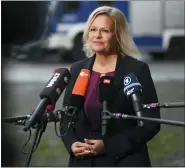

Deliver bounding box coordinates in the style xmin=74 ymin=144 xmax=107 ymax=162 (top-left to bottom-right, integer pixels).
xmin=73 ymin=142 xmax=80 ymax=147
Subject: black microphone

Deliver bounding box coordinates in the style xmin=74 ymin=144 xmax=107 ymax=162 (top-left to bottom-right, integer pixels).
xmin=123 ymin=73 xmax=144 ymax=127
xmin=23 ymin=68 xmax=71 ymax=131
xmin=99 ymin=76 xmax=116 ymax=136
xmin=60 ymin=69 xmax=90 ymax=135
xmin=45 ymin=67 xmax=62 ymax=112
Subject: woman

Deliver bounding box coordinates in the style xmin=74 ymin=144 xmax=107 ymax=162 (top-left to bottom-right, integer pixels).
xmin=61 ymin=6 xmax=160 ymax=167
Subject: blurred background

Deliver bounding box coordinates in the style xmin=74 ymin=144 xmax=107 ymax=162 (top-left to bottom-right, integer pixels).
xmin=1 ymin=0 xmax=185 ymax=166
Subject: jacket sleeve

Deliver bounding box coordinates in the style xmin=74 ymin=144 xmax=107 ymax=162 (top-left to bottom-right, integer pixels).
xmin=60 ymin=65 xmax=78 ymax=155
xmin=103 ymin=63 xmax=161 ymax=159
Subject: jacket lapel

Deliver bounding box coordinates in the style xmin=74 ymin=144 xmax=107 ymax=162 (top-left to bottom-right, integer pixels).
xmin=114 ymin=55 xmax=131 ymax=91
xmin=83 ymin=54 xmax=96 ymax=72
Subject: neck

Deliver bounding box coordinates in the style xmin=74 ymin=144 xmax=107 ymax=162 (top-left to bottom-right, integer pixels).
xmin=95 ymin=52 xmax=118 ymax=66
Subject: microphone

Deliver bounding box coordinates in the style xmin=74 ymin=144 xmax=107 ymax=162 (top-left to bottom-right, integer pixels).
xmin=60 ymin=69 xmax=90 ymax=135
xmin=99 ymin=76 xmax=116 ymax=136
xmin=123 ymin=73 xmax=144 ymax=127
xmin=45 ymin=67 xmax=60 ymax=112
xmin=70 ymin=69 xmax=90 ymax=107
xmin=23 ymin=68 xmax=71 ymax=131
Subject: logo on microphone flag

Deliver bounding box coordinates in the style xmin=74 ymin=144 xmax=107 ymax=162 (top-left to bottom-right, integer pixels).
xmin=103 ymin=79 xmax=111 ymax=84
xmin=124 ymin=77 xmax=131 ymax=85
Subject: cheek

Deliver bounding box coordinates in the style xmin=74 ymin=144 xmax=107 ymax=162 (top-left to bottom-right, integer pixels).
xmin=87 ymin=37 xmax=91 ymax=43
xmin=105 ymin=37 xmax=117 ymax=50
xmin=88 ymin=35 xmax=94 ymax=43
xmin=88 ymin=32 xmax=94 ymax=38
xmin=105 ymin=36 xmax=114 ymax=45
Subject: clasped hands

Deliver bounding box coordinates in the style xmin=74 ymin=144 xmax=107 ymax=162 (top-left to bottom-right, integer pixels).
xmin=71 ymin=138 xmax=104 ymax=157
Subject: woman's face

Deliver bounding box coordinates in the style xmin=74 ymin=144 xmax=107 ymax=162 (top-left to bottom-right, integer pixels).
xmin=88 ymin=14 xmax=117 ymax=54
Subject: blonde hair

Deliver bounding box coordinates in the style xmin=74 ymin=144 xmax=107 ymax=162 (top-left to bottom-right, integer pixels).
xmin=83 ymin=6 xmax=141 ymax=58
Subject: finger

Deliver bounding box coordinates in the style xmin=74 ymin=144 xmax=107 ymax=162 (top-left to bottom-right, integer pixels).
xmin=75 ymin=142 xmax=89 ymax=148
xmin=73 ymin=142 xmax=81 ymax=147
xmin=76 ymin=142 xmax=92 ymax=149
xmin=75 ymin=149 xmax=98 ymax=157
xmin=90 ymin=150 xmax=98 ymax=155
xmin=73 ymin=147 xmax=85 ymax=154
xmin=83 ymin=150 xmax=97 ymax=156
xmin=75 ymin=149 xmax=92 ymax=157
xmin=75 ymin=142 xmax=85 ymax=147
xmin=80 ymin=144 xmax=94 ymax=152
xmin=81 ymin=143 xmax=93 ymax=149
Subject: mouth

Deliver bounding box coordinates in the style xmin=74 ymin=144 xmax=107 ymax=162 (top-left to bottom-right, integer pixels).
xmin=93 ymin=41 xmax=104 ymax=45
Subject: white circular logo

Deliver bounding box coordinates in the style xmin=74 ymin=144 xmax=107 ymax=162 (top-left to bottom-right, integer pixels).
xmin=124 ymin=77 xmax=131 ymax=85
xmin=80 ymin=71 xmax=88 ymax=76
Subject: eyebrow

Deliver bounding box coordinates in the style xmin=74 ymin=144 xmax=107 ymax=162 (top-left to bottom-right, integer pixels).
xmin=90 ymin=26 xmax=111 ymax=29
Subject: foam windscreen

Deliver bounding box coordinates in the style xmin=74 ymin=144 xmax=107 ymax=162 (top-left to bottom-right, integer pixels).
xmin=98 ymin=76 xmax=116 ymax=103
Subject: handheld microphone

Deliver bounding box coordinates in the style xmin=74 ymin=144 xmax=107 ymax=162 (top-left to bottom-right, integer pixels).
xmin=123 ymin=73 xmax=144 ymax=127
xmin=45 ymin=67 xmax=60 ymax=112
xmin=23 ymin=68 xmax=71 ymax=132
xmin=70 ymin=69 xmax=90 ymax=108
xmin=99 ymin=76 xmax=116 ymax=136
xmin=60 ymin=69 xmax=90 ymax=135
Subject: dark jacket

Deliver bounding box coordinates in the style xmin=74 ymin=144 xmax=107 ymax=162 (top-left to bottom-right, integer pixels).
xmin=60 ymin=55 xmax=161 ymax=167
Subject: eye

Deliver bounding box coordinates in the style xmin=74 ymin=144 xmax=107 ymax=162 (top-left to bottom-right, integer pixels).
xmin=90 ymin=28 xmax=96 ymax=32
xmin=103 ymin=29 xmax=109 ymax=33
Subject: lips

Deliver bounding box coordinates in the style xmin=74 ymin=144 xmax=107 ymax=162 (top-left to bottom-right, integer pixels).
xmin=93 ymin=41 xmax=104 ymax=45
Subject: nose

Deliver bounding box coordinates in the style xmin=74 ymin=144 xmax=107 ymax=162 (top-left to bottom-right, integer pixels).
xmin=95 ymin=30 xmax=102 ymax=38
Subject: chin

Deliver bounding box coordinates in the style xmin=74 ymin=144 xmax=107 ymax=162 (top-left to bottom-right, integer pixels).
xmin=92 ymin=47 xmax=105 ymax=52
xmin=93 ymin=49 xmax=105 ymax=52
